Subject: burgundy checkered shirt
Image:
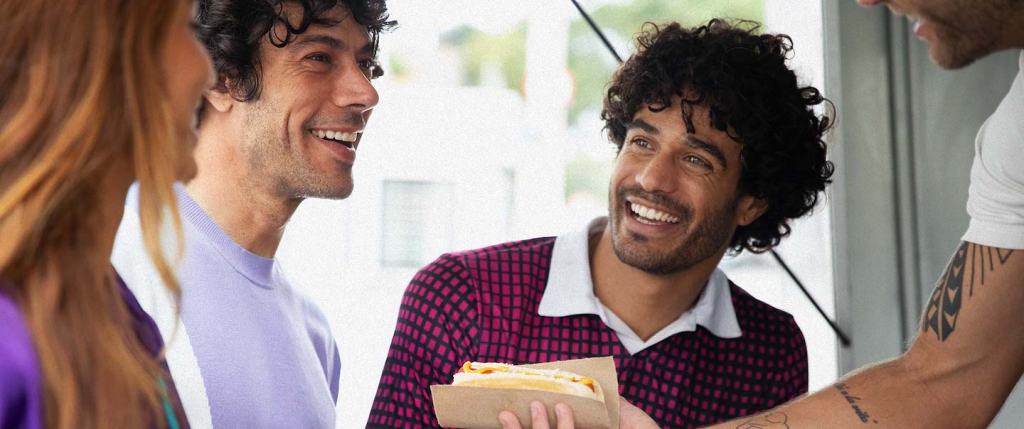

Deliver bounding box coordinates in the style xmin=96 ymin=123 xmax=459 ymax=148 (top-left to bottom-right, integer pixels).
xmin=368 ymin=237 xmax=808 ymax=428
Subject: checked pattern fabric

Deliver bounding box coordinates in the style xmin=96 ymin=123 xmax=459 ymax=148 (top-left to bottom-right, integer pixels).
xmin=368 ymin=237 xmax=807 ymax=428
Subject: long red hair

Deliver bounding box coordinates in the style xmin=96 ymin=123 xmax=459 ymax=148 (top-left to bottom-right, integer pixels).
xmin=0 ymin=0 xmax=191 ymax=427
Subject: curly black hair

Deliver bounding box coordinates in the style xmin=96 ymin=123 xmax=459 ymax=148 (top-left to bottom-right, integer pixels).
xmin=602 ymin=19 xmax=835 ymax=254
xmin=196 ymin=0 xmax=395 ymax=101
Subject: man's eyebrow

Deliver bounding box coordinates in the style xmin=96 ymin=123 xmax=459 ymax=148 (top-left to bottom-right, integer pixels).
xmin=293 ymin=35 xmax=375 ymax=57
xmin=627 ymin=118 xmax=729 ymax=168
xmin=293 ymin=35 xmax=344 ymax=50
xmin=626 ymin=119 xmax=659 ymax=134
xmin=686 ymin=136 xmax=728 ymax=168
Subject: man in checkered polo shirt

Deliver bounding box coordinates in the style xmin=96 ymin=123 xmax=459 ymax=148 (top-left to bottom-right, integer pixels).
xmin=368 ymin=20 xmax=834 ymax=429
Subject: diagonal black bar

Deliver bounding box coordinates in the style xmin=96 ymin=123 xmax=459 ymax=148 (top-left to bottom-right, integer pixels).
xmin=569 ymin=0 xmax=624 ymax=64
xmin=770 ymin=250 xmax=851 ymax=346
xmin=568 ymin=0 xmax=852 ymax=347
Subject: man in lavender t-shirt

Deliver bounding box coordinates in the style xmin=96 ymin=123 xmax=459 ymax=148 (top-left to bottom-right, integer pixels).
xmin=114 ymin=184 xmax=340 ymax=428
xmin=110 ymin=0 xmax=393 ymax=427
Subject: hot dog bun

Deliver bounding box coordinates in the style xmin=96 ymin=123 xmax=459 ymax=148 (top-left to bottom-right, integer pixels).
xmin=451 ymin=362 xmax=604 ymax=402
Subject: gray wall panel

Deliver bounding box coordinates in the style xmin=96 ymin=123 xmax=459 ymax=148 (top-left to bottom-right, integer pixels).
xmin=830 ymin=1 xmax=908 ymax=370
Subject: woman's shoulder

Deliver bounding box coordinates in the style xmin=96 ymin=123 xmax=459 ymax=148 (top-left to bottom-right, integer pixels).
xmin=0 ymin=291 xmax=43 ymax=428
xmin=0 ymin=292 xmax=37 ymax=373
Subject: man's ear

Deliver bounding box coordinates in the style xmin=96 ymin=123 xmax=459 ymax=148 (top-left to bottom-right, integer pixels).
xmin=205 ymin=85 xmax=235 ymax=113
xmin=735 ymin=195 xmax=768 ymax=227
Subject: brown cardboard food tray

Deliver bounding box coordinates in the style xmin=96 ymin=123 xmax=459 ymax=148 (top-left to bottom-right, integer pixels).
xmin=431 ymin=356 xmax=620 ymax=429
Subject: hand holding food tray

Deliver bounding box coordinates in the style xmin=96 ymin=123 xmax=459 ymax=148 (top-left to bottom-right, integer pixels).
xmin=431 ymin=356 xmax=620 ymax=429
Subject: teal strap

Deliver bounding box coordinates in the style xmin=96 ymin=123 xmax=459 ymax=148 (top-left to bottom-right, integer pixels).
xmin=158 ymin=378 xmax=181 ymax=429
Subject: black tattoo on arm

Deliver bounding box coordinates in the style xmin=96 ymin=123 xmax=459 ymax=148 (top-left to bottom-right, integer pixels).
xmin=735 ymin=412 xmax=790 ymax=429
xmin=923 ymin=242 xmax=1015 ymax=341
xmin=835 ymin=383 xmax=878 ymax=424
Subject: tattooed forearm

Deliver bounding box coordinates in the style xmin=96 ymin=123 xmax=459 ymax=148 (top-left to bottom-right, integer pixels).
xmin=923 ymin=242 xmax=1015 ymax=341
xmin=735 ymin=412 xmax=790 ymax=429
xmin=835 ymin=383 xmax=877 ymax=424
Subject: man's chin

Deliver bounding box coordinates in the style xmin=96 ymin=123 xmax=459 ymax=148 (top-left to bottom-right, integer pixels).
xmin=926 ymin=30 xmax=995 ymax=70
xmin=620 ymin=256 xmax=685 ymax=276
xmin=612 ymin=238 xmax=686 ymax=275
xmin=930 ymin=45 xmax=980 ymax=70
xmin=328 ymin=188 xmax=354 ymax=200
xmin=304 ymin=182 xmax=354 ymax=200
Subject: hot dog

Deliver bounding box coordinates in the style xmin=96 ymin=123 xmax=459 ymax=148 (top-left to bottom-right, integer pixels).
xmin=451 ymin=362 xmax=605 ymax=402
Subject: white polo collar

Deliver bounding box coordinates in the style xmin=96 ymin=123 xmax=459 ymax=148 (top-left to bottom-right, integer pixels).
xmin=538 ymin=217 xmax=742 ymax=354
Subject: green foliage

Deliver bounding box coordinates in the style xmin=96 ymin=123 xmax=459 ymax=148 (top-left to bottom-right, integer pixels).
xmin=564 ymin=154 xmax=614 ymax=200
xmin=442 ymin=23 xmax=527 ymax=90
xmin=387 ymin=54 xmax=411 ymax=82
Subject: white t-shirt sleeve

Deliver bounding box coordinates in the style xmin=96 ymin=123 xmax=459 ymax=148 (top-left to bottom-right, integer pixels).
xmin=963 ymin=51 xmax=1024 ymax=250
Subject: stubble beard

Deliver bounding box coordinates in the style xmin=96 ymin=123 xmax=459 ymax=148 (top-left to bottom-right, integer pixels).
xmin=926 ymin=0 xmax=1014 ymax=69
xmin=241 ymin=100 xmax=354 ymax=200
xmin=608 ymin=186 xmax=738 ymax=276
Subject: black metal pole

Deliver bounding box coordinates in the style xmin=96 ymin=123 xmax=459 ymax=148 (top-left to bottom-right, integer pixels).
xmin=569 ymin=0 xmax=624 ymax=64
xmin=770 ymin=250 xmax=851 ymax=346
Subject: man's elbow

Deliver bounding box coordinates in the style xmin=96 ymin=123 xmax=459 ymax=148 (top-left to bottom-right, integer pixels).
xmin=899 ymin=340 xmax=1002 ymax=428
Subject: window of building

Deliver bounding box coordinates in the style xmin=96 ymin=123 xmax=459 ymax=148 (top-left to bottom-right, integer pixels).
xmin=380 ymin=180 xmax=454 ymax=269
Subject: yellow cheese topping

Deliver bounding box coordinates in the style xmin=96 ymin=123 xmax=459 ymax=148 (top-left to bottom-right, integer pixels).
xmin=457 ymin=361 xmax=597 ymax=392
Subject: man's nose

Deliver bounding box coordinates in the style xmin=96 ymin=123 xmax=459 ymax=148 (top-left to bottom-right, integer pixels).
xmin=636 ymin=154 xmax=677 ymax=194
xmin=333 ymin=63 xmax=379 ymax=113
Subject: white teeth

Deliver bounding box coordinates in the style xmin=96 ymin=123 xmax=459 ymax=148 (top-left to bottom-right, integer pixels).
xmin=630 ymin=202 xmax=679 ymax=224
xmin=311 ymin=129 xmax=360 ymax=143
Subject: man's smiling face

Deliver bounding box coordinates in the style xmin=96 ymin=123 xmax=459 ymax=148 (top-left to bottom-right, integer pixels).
xmin=235 ymin=3 xmax=381 ymax=199
xmin=607 ymin=98 xmax=762 ymax=275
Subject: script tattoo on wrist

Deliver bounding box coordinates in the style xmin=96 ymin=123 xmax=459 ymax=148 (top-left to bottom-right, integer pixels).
xmin=835 ymin=383 xmax=877 ymax=424
xmin=923 ymin=242 xmax=1014 ymax=341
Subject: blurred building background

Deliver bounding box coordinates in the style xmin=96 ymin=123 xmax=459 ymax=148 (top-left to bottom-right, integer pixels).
xmin=274 ymin=0 xmax=1023 ymax=426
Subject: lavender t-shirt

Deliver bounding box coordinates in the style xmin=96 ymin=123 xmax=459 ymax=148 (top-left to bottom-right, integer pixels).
xmin=112 ymin=184 xmax=340 ymax=428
